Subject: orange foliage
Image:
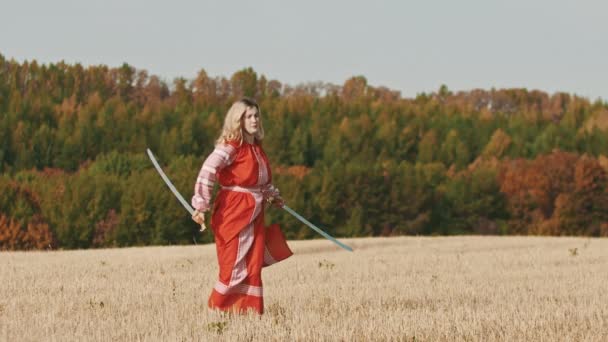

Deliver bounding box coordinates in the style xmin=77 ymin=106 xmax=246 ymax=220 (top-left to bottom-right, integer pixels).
xmin=574 ymin=155 xmax=606 ymax=192
xmin=601 ymin=223 xmax=608 ymax=237
xmin=0 ymin=214 xmax=22 ymax=250
xmin=498 ymin=151 xmax=578 ymax=234
xmin=598 ymin=155 xmax=608 ymax=173
xmin=499 ymin=151 xmax=608 ymax=236
xmin=0 ymin=214 xmax=55 ymax=250
xmin=273 ymin=165 xmax=311 ymax=180
xmin=23 ymin=218 xmax=55 ymax=249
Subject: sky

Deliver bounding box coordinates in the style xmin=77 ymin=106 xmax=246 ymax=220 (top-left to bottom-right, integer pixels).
xmin=1 ymin=0 xmax=606 ymax=100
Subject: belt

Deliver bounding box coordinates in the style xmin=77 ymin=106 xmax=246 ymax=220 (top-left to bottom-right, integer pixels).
xmin=221 ymin=185 xmax=264 ymax=194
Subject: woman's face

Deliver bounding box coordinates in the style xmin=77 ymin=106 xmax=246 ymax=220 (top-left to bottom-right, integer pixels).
xmin=242 ymin=107 xmax=260 ymax=136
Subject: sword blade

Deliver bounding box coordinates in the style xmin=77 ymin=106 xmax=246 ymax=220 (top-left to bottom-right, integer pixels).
xmin=282 ymin=205 xmax=353 ymax=252
xmin=146 ymin=148 xmax=195 ymax=216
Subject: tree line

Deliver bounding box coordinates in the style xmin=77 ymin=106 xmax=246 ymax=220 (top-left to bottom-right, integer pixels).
xmin=1 ymin=54 xmax=607 ymax=250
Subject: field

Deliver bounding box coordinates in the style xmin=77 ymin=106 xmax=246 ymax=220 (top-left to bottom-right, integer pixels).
xmin=1 ymin=236 xmax=607 ymax=341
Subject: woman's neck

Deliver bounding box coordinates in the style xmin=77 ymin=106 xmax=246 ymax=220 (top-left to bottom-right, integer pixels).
xmin=243 ymin=132 xmax=255 ymax=144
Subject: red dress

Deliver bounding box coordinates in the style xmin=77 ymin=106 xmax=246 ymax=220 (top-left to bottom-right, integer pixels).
xmin=192 ymin=140 xmax=293 ymax=314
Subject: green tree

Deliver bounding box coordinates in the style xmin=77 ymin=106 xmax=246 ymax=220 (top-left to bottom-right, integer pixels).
xmin=417 ymin=130 xmax=439 ymax=164
xmin=230 ymin=67 xmax=258 ymax=98
xmin=440 ymin=129 xmax=470 ymax=169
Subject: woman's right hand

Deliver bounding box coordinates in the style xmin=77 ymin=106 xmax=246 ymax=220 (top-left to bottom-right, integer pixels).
xmin=192 ymin=210 xmax=206 ymax=231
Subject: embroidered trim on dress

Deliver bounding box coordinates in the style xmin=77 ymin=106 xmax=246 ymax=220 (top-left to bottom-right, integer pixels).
xmin=214 ymin=281 xmax=263 ymax=297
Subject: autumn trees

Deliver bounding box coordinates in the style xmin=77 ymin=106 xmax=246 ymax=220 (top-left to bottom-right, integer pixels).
xmin=0 ymin=178 xmax=55 ymax=250
xmin=1 ymin=55 xmax=608 ymax=250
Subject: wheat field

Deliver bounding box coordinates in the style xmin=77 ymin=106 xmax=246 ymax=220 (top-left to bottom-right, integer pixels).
xmin=1 ymin=236 xmax=607 ymax=341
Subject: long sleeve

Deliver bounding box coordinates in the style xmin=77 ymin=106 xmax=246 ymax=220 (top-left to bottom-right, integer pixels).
xmin=191 ymin=144 xmax=237 ymax=212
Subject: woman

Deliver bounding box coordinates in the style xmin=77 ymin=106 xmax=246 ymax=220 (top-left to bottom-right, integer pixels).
xmin=191 ymin=97 xmax=293 ymax=315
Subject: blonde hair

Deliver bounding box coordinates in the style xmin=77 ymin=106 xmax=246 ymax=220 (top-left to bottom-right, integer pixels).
xmin=216 ymin=98 xmax=265 ymax=145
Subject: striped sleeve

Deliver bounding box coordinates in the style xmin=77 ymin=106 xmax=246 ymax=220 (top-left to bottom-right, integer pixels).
xmin=191 ymin=144 xmax=237 ymax=212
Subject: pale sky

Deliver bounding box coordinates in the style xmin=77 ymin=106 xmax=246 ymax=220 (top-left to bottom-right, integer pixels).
xmin=1 ymin=0 xmax=606 ymax=100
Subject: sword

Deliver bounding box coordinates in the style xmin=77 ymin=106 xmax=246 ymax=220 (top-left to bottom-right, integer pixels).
xmin=148 ymin=148 xmax=352 ymax=251
xmin=280 ymin=204 xmax=353 ymax=252
xmin=146 ymin=148 xmax=206 ymax=232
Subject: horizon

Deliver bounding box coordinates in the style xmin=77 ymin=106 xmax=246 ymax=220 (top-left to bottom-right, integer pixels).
xmin=1 ymin=1 xmax=606 ymax=101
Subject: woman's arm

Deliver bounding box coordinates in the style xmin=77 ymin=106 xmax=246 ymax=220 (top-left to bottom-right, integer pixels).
xmin=191 ymin=144 xmax=237 ymax=212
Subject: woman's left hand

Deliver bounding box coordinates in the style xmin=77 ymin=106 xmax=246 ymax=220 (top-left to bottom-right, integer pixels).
xmin=262 ymin=184 xmax=282 ymax=206
xmin=266 ymin=195 xmax=285 ymax=208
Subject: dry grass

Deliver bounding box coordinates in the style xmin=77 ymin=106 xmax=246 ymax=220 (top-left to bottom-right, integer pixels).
xmin=1 ymin=236 xmax=607 ymax=341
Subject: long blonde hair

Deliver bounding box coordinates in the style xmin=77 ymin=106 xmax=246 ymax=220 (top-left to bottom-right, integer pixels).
xmin=216 ymin=97 xmax=265 ymax=145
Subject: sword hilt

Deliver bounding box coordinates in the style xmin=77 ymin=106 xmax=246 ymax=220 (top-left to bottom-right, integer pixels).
xmin=266 ymin=196 xmax=285 ymax=208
